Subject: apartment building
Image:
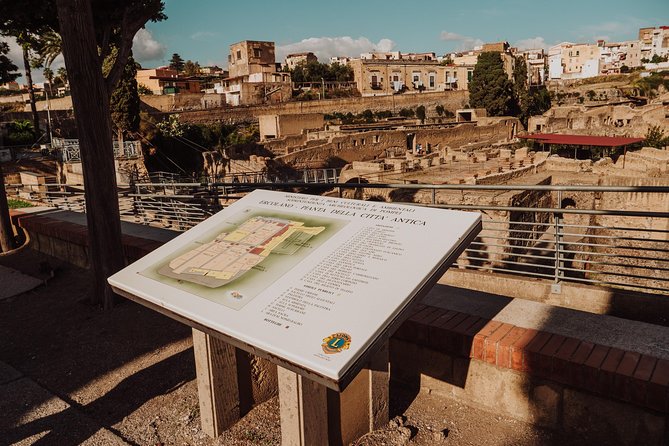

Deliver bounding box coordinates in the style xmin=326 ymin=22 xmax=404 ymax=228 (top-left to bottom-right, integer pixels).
xmin=517 ymin=49 xmax=547 ymax=85
xmin=598 ymin=40 xmax=642 ymax=74
xmin=223 ymin=40 xmax=291 ymax=106
xmin=349 ymin=57 xmax=473 ymax=96
xmin=639 ymin=26 xmax=669 ymax=60
xmin=447 ymin=42 xmax=515 ymax=81
xmin=135 ymin=68 xmax=201 ymax=95
xmin=548 ymin=42 xmax=601 ymax=80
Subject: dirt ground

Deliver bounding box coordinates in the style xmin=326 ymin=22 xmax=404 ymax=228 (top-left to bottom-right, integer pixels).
xmin=0 ymin=248 xmax=571 ymax=446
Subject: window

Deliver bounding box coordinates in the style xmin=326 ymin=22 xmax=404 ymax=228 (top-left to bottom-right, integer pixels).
xmin=413 ymin=74 xmax=420 ymax=83
xmin=237 ymin=50 xmax=242 ymax=59
xmin=374 ymin=135 xmax=380 ymax=143
xmin=253 ymin=48 xmax=262 ymax=58
xmin=467 ymin=70 xmax=473 ymax=82
xmin=429 ymin=73 xmax=435 ymax=88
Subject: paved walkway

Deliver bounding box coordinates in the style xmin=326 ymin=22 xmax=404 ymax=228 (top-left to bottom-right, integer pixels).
xmin=0 ymin=361 xmax=126 ymax=445
xmin=0 ymin=264 xmax=42 ymax=301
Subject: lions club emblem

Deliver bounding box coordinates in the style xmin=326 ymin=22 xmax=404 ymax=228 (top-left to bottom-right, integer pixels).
xmin=321 ymin=332 xmax=352 ymax=354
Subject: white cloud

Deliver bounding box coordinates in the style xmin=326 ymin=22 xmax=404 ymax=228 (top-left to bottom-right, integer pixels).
xmin=1 ymin=36 xmax=65 ymax=85
xmin=132 ymin=28 xmax=166 ymax=65
xmin=440 ymin=31 xmax=484 ymax=51
xmin=276 ymin=36 xmax=396 ymax=62
xmin=514 ymin=37 xmax=549 ymax=51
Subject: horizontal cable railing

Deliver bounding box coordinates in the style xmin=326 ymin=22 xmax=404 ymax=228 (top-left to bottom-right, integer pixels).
xmin=6 ymin=181 xmax=669 ymax=295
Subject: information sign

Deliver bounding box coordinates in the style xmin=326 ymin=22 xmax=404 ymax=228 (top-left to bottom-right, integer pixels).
xmin=109 ymin=190 xmax=481 ymax=389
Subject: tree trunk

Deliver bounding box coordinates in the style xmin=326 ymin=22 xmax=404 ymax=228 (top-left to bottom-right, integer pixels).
xmin=56 ymin=0 xmax=125 ymax=309
xmin=22 ymin=45 xmax=40 ymax=137
xmin=0 ymin=164 xmax=16 ymax=252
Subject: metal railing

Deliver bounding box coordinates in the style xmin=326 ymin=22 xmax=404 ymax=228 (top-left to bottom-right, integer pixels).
xmin=7 ymin=181 xmax=669 ymax=295
xmin=50 ymin=138 xmax=141 ymax=163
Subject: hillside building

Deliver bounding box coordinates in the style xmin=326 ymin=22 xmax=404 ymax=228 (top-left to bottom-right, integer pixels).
xmin=135 ymin=68 xmax=201 ymax=95
xmin=222 ymin=40 xmax=291 ymax=106
xmin=284 ymin=52 xmax=318 ymax=70
xmin=639 ymin=26 xmax=669 ymax=60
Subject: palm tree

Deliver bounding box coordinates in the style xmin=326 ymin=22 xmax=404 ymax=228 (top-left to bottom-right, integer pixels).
xmin=56 ymin=66 xmax=67 ymax=87
xmin=43 ymin=66 xmax=54 ymax=94
xmin=13 ymin=33 xmax=40 ymax=135
xmin=33 ymin=29 xmax=62 ymax=68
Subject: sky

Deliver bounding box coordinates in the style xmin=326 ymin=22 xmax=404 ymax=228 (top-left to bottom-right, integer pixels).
xmin=3 ymin=0 xmax=669 ymax=83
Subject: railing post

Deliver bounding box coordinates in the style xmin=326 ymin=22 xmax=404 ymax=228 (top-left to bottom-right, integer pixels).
xmin=552 ymin=190 xmax=563 ymax=294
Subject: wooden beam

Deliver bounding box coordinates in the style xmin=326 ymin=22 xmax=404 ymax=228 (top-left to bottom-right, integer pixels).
xmin=192 ymin=328 xmax=241 ymax=437
xmin=278 ymin=342 xmax=390 ymax=445
xmin=278 ymin=366 xmax=329 ymax=446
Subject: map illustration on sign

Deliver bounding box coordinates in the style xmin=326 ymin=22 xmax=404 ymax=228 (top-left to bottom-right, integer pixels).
xmin=140 ymin=210 xmax=346 ymax=310
xmin=158 ymin=216 xmax=325 ymax=288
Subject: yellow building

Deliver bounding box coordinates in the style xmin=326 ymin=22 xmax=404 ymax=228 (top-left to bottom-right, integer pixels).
xmin=349 ymin=58 xmax=475 ymax=97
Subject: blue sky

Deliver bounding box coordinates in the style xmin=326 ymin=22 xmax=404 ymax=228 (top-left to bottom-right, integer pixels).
xmin=131 ymin=0 xmax=669 ymax=67
xmin=3 ymin=0 xmax=668 ymax=82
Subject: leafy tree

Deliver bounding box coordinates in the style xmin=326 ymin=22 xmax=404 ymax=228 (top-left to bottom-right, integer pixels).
xmin=137 ymin=83 xmax=153 ymax=95
xmin=469 ymin=52 xmax=515 ymax=117
xmin=327 ymin=62 xmax=353 ymax=81
xmin=110 ymin=54 xmax=140 ymax=143
xmin=0 ymin=41 xmax=21 ymax=251
xmin=360 ymin=109 xmax=374 ymax=123
xmin=183 ymin=59 xmax=200 ymax=76
xmin=511 ymin=55 xmax=551 ymax=126
xmin=1 ymin=0 xmax=166 ymax=308
xmin=290 ymin=60 xmax=353 ymax=83
xmin=374 ymin=110 xmax=393 ymax=119
xmin=6 ymin=119 xmax=35 ymax=145
xmin=399 ymin=108 xmax=415 ymax=118
xmin=169 ymin=52 xmax=184 ymax=73
xmin=645 ymin=125 xmax=669 ymax=149
xmin=416 ymin=105 xmax=426 ymax=123
xmin=435 ymin=104 xmax=445 ymax=116
xmin=0 ymin=41 xmax=20 ymax=83
xmin=650 ymin=54 xmax=669 ymax=64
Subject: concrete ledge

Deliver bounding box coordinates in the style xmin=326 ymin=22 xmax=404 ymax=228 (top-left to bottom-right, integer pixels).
xmin=394 ymin=302 xmax=669 ymax=415
xmin=14 ymin=209 xmax=175 ymax=267
xmin=441 ymin=268 xmax=669 ymax=327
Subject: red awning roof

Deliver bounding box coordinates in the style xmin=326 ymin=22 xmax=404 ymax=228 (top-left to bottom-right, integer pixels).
xmin=519 ymin=133 xmax=644 ymax=147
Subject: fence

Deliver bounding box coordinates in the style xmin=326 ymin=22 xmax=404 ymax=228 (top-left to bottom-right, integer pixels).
xmin=50 ymin=138 xmax=141 ymax=163
xmin=7 ymin=181 xmax=669 ymax=295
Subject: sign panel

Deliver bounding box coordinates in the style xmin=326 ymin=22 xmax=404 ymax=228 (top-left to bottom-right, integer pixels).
xmin=109 ymin=190 xmax=481 ymax=388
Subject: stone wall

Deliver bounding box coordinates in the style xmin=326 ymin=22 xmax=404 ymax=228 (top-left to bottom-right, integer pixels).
xmin=174 ymin=90 xmax=469 ymax=125
xmin=274 ymin=120 xmax=517 ymax=169
xmin=528 ymin=103 xmax=669 ymax=137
